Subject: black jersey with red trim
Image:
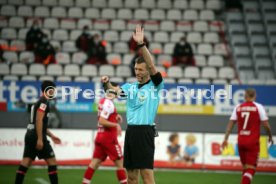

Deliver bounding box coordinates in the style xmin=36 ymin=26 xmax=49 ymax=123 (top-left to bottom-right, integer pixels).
xmin=28 ymin=96 xmax=50 ymax=137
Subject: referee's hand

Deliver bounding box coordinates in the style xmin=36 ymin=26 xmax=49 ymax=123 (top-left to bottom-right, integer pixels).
xmin=36 ymin=139 xmax=44 ymax=150
xmin=133 ymin=24 xmax=144 ymax=44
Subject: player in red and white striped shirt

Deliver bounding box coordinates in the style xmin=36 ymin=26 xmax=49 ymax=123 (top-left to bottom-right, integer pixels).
xmin=222 ymin=88 xmax=273 ymax=184
xmin=83 ymin=82 xmax=127 ymax=184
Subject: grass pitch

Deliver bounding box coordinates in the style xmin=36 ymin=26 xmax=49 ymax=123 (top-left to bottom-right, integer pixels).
xmin=1 ymin=165 xmax=275 ymax=184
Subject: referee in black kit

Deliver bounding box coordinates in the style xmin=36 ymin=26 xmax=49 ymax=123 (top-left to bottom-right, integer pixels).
xmin=14 ymin=81 xmax=61 ymax=184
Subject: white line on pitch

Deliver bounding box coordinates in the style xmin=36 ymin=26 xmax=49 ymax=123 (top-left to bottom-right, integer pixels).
xmin=35 ymin=178 xmax=50 ymax=184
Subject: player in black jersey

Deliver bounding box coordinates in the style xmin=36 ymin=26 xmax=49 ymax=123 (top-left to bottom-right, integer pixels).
xmin=15 ymin=81 xmax=61 ymax=184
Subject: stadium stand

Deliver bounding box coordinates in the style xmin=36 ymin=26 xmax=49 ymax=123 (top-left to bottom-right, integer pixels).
xmin=0 ymin=0 xmax=275 ymax=85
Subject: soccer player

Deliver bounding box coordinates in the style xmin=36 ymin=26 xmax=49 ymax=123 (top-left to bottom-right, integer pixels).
xmin=82 ymin=82 xmax=127 ymax=184
xmin=222 ymin=88 xmax=274 ymax=184
xmin=15 ymin=81 xmax=61 ymax=184
xmin=102 ymin=25 xmax=164 ymax=184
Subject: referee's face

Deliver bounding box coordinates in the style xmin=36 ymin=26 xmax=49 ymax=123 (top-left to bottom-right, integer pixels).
xmin=134 ymin=63 xmax=149 ymax=83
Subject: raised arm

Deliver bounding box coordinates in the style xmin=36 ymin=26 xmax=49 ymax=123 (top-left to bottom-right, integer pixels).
xmin=133 ymin=25 xmax=157 ymax=75
xmin=101 ymin=76 xmax=122 ymax=93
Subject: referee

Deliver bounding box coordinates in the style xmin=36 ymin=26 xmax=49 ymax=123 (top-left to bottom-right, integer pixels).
xmin=102 ymin=25 xmax=164 ymax=184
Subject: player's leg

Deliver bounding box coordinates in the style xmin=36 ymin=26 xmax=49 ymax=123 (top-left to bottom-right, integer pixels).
xmin=82 ymin=158 xmax=102 ymax=184
xmin=114 ymin=159 xmax=127 ymax=184
xmin=240 ymin=145 xmax=258 ymax=184
xmin=45 ymin=157 xmax=58 ymax=184
xmin=127 ymin=169 xmax=140 ymax=184
xmin=241 ymin=164 xmax=256 ymax=184
xmin=238 ymin=144 xmax=248 ymax=184
xmin=15 ymin=140 xmax=36 ymax=184
xmin=41 ymin=141 xmax=58 ymax=184
xmin=106 ymin=141 xmax=127 ymax=184
xmin=83 ymin=142 xmax=106 ymax=184
xmin=140 ymin=169 xmax=155 ymax=184
xmin=15 ymin=157 xmax=33 ymax=184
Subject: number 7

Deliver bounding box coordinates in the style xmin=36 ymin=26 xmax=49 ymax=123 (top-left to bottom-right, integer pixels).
xmin=241 ymin=112 xmax=250 ymax=129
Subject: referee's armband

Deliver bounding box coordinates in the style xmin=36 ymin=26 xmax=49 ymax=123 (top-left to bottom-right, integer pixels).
xmin=118 ymin=89 xmax=127 ymax=99
xmin=150 ymin=72 xmax=163 ymax=86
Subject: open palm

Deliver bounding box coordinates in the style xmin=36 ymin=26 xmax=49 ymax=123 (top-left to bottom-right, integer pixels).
xmin=132 ymin=24 xmax=144 ymax=44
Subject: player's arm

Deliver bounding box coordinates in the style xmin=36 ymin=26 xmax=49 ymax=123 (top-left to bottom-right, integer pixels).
xmin=133 ymin=24 xmax=157 ymax=75
xmin=47 ymin=129 xmax=61 ymax=144
xmin=262 ymin=121 xmax=274 ymax=145
xmin=222 ymin=120 xmax=235 ymax=149
xmin=98 ymin=100 xmax=119 ymax=128
xmin=36 ymin=110 xmax=44 ymax=150
xmin=222 ymin=105 xmax=238 ymax=149
xmin=258 ymin=104 xmax=274 ymax=144
xmin=98 ymin=116 xmax=118 ymax=128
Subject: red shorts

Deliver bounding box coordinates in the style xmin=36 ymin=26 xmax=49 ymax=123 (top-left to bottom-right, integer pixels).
xmin=93 ymin=140 xmax=123 ymax=161
xmin=238 ymin=143 xmax=259 ymax=166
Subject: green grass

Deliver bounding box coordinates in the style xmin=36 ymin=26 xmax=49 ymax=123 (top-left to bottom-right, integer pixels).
xmin=1 ymin=165 xmax=275 ymax=184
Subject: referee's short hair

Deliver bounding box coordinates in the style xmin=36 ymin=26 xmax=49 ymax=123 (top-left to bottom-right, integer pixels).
xmin=41 ymin=80 xmax=56 ymax=92
xmin=135 ymin=56 xmax=146 ymax=64
xmin=135 ymin=56 xmax=151 ymax=72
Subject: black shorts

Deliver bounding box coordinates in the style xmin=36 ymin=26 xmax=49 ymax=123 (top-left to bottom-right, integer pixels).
xmin=123 ymin=125 xmax=155 ymax=170
xmin=23 ymin=131 xmax=55 ymax=160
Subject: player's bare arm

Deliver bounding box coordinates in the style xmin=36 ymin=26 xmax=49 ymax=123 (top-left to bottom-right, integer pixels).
xmin=222 ymin=120 xmax=235 ymax=149
xmin=47 ymin=129 xmax=61 ymax=144
xmin=99 ymin=116 xmax=119 ymax=128
xmin=36 ymin=110 xmax=44 ymax=150
xmin=99 ymin=116 xmax=121 ymax=136
xmin=133 ymin=24 xmax=157 ymax=75
xmin=262 ymin=121 xmax=274 ymax=145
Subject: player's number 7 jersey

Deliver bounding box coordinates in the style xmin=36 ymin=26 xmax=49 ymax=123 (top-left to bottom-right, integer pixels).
xmin=230 ymin=102 xmax=268 ymax=144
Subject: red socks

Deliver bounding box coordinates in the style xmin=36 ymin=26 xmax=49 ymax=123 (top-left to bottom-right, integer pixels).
xmin=82 ymin=167 xmax=95 ymax=184
xmin=241 ymin=168 xmax=255 ymax=184
xmin=116 ymin=169 xmax=127 ymax=184
xmin=83 ymin=167 xmax=127 ymax=184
